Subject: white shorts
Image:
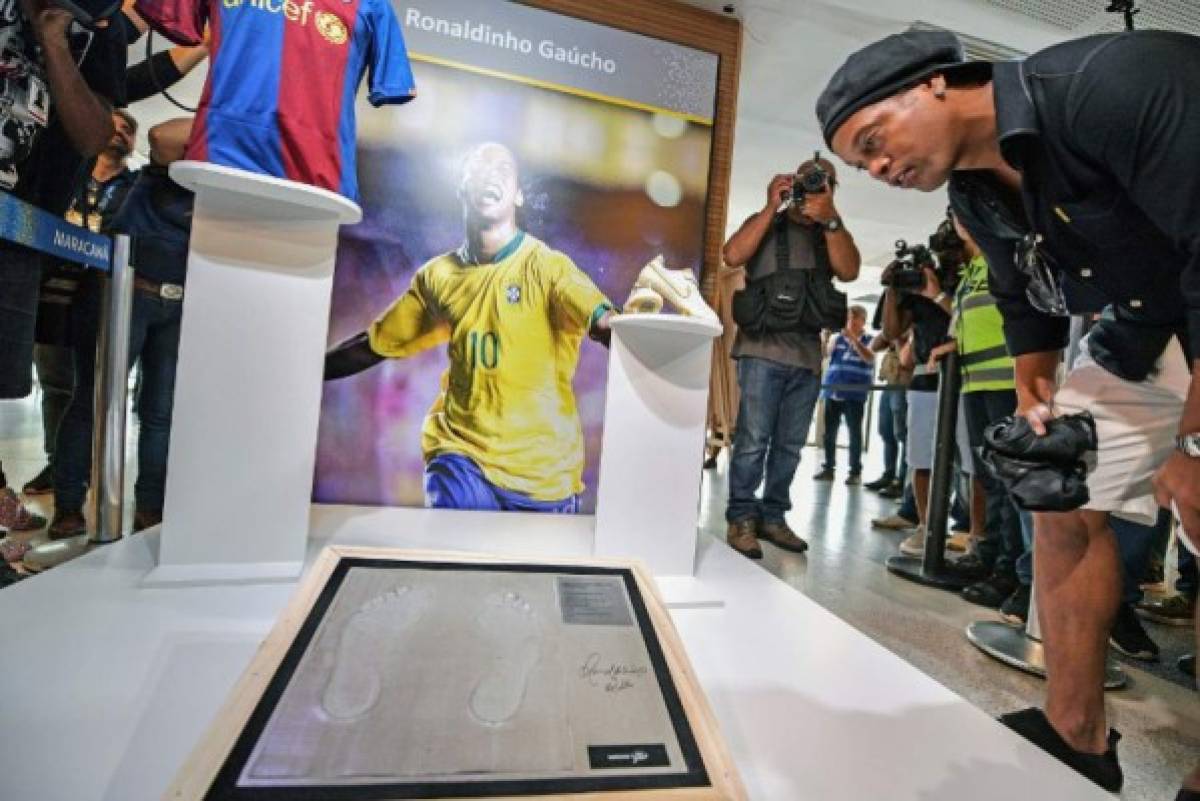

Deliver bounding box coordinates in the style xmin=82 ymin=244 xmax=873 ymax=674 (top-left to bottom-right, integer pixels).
xmin=906 ymin=389 xmax=973 ymax=475
xmin=1053 ymin=334 xmax=1190 ymax=527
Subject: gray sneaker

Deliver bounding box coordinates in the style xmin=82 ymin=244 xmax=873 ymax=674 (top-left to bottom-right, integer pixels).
xmin=872 ymin=514 xmax=917 ymax=531
xmin=899 ymin=527 xmax=927 ymax=557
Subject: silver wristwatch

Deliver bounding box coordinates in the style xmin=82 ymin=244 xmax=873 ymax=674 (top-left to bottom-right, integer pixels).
xmin=824 ymin=217 xmax=843 ymax=232
xmin=1178 ymin=433 xmax=1200 ymax=458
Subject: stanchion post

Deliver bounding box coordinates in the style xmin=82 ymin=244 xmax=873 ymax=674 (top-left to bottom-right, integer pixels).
xmin=922 ymin=351 xmax=962 ymax=575
xmin=88 ymin=234 xmax=134 ymax=545
xmin=886 ymin=350 xmax=971 ymax=591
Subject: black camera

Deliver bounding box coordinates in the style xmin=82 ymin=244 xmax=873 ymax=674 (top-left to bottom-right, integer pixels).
xmin=791 ymin=152 xmax=830 ymax=203
xmin=881 ymin=239 xmax=935 ymax=292
xmin=928 ymin=213 xmax=965 ymax=269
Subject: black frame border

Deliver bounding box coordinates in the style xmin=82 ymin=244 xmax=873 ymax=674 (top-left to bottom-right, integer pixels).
xmin=204 ymin=556 xmax=711 ymax=799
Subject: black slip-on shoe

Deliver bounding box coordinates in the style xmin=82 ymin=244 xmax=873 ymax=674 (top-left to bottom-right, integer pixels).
xmin=1109 ymin=602 xmax=1160 ymax=662
xmin=999 ymin=707 xmax=1123 ymax=792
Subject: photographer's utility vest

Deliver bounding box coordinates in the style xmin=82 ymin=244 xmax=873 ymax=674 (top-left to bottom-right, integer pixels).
xmin=954 ymin=255 xmax=1015 ymax=393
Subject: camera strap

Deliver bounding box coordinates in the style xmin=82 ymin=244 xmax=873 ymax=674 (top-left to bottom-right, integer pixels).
xmin=773 ymin=212 xmax=793 ymax=274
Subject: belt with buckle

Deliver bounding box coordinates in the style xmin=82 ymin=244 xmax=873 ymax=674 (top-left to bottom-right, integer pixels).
xmin=133 ymin=275 xmax=185 ymax=301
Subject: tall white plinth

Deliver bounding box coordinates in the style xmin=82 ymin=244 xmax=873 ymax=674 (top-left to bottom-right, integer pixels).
xmin=145 ymin=162 xmax=361 ymax=585
xmin=593 ymin=314 xmax=722 ymax=578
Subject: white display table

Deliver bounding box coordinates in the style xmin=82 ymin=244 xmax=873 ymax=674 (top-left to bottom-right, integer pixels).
xmin=149 ymin=163 xmax=361 ymax=585
xmin=0 ymin=506 xmax=1111 ymax=801
xmin=594 ymin=314 xmax=722 ymax=577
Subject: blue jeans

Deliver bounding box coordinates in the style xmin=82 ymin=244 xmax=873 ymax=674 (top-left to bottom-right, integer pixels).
xmin=877 ymin=388 xmax=906 ymax=480
xmin=822 ymin=397 xmax=865 ymax=474
xmin=55 ymin=279 xmax=183 ymax=513
xmin=726 ymin=357 xmax=820 ymax=524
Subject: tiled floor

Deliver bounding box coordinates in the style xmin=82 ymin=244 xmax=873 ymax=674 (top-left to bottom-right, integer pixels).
xmin=2 ymin=390 xmax=1198 ymax=799
xmin=696 ymin=445 xmax=1200 ymax=801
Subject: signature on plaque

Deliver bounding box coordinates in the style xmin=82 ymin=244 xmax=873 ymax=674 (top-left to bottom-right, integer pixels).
xmin=579 ymin=652 xmax=649 ymax=693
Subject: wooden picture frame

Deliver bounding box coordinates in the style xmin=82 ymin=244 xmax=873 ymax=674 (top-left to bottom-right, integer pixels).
xmin=165 ymin=546 xmax=747 ymax=800
xmin=517 ymin=0 xmax=742 ymax=294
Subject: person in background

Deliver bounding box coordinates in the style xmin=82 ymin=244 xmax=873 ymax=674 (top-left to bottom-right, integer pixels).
xmin=720 ymin=159 xmax=861 ymax=559
xmin=815 ymin=305 xmax=874 ymax=484
xmin=866 ymin=331 xmax=909 ymax=495
xmin=48 ymin=118 xmax=196 ymax=537
xmin=24 ymin=18 xmax=208 ymax=497
xmin=0 ymin=0 xmax=126 ymax=532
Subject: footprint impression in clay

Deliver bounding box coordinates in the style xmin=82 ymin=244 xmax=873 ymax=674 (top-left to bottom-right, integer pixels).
xmin=321 ymin=585 xmax=424 ymax=720
xmin=468 ymin=590 xmax=543 ymax=727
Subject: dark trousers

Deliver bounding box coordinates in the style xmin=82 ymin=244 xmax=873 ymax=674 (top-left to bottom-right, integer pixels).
xmin=962 ymin=389 xmax=1027 ymax=580
xmin=0 ymin=245 xmax=41 ymax=399
xmin=33 ymin=344 xmax=74 ymax=466
xmin=877 ymin=388 xmax=906 ymax=480
xmin=726 ymin=357 xmax=821 ymax=524
xmin=54 ymin=280 xmax=183 ymax=513
xmin=822 ymin=397 xmax=865 ymax=474
xmin=1114 ymin=508 xmax=1174 ymax=606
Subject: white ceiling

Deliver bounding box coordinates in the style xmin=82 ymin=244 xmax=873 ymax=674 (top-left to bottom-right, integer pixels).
xmin=675 ymin=0 xmax=1200 ymax=303
xmin=125 ymin=1 xmax=1192 ymax=299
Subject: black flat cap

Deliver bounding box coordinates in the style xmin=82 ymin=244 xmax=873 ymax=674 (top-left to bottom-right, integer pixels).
xmin=817 ymin=30 xmax=979 ymax=147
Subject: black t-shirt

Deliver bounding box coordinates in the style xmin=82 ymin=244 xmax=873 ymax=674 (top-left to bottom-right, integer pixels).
xmin=65 ymin=166 xmax=138 ymax=232
xmin=898 ymin=292 xmax=950 ymax=392
xmin=2 ymin=14 xmax=127 ymax=217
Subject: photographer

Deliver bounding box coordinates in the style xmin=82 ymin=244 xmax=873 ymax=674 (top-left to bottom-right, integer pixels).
xmin=926 ymin=211 xmax=1033 ymax=621
xmin=878 ymin=233 xmax=963 ymax=558
xmin=722 ymin=156 xmax=861 ymax=559
xmin=0 ymin=0 xmax=126 ymax=530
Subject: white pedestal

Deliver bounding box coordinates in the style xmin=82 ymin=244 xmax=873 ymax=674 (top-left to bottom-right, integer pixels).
xmin=146 ymin=162 xmax=361 ymax=586
xmin=593 ymin=314 xmax=722 ymax=578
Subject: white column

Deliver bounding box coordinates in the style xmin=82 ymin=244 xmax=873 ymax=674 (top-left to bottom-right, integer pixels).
xmin=145 ymin=162 xmax=361 ymax=585
xmin=593 ymin=314 xmax=722 ymax=578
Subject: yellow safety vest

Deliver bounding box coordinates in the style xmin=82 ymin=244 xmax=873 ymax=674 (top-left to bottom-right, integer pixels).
xmin=954 ymin=255 xmax=1015 ymax=393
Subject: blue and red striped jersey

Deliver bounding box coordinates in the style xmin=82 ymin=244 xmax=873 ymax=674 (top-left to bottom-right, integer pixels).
xmin=135 ymin=0 xmax=416 ymax=200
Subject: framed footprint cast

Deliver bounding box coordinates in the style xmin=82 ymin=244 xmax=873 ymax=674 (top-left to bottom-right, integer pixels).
xmin=166 ymin=546 xmax=747 ymax=800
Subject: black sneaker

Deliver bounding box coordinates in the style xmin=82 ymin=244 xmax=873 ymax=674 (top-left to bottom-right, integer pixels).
xmin=962 ymin=572 xmax=1019 ymax=609
xmin=999 ymin=707 xmax=1123 ymax=792
xmin=877 ymin=481 xmax=903 ymax=499
xmin=946 ymin=553 xmax=990 ymax=582
xmin=813 ymin=467 xmax=835 ymax=481
xmin=21 ymin=464 xmax=53 ymax=496
xmin=1136 ymin=593 xmax=1195 ymax=626
xmin=864 ymin=474 xmax=895 ymax=491
xmin=1000 ymin=583 xmax=1032 ymax=625
xmin=1109 ymin=603 xmax=1160 ymax=662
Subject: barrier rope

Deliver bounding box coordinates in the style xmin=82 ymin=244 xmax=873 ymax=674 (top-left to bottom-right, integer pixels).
xmin=0 ymin=191 xmax=112 ymax=271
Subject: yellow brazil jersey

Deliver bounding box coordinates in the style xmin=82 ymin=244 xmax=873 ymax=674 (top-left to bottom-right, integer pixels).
xmin=368 ymin=233 xmax=611 ymax=501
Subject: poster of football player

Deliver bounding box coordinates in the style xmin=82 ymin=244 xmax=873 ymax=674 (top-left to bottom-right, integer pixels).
xmin=313 ymin=0 xmax=719 ymax=514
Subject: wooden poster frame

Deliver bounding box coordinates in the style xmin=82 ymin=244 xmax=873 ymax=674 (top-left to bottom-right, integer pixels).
xmin=165 ymin=546 xmax=747 ymax=800
xmin=517 ymin=0 xmax=742 ymax=295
